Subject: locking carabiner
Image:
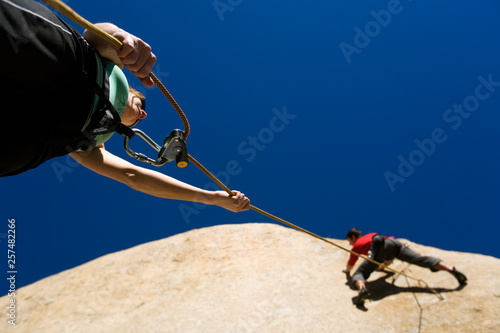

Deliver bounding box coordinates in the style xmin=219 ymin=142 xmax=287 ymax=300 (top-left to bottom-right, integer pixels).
xmin=123 ymin=129 xmax=188 ymax=168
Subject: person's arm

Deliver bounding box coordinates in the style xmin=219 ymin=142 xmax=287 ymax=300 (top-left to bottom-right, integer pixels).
xmin=83 ymin=23 xmax=156 ymax=87
xmin=343 ymin=250 xmax=359 ymax=273
xmin=342 ymin=264 xmax=354 ymax=273
xmin=69 ymin=146 xmax=250 ymax=212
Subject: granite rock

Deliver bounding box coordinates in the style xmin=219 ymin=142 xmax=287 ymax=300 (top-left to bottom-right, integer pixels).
xmin=2 ymin=223 xmax=499 ymax=332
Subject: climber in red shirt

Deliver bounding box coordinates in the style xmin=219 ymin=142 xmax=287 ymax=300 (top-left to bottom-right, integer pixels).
xmin=342 ymin=228 xmax=467 ymax=307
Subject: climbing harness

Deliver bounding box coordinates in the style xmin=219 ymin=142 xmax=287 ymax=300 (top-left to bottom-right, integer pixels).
xmin=42 ymin=0 xmax=443 ymax=300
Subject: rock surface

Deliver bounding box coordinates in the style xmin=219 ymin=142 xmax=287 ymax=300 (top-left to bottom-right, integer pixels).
xmin=2 ymin=223 xmax=499 ymax=332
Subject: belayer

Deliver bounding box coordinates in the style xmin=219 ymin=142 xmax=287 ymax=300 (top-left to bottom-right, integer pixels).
xmin=0 ymin=0 xmax=250 ymax=212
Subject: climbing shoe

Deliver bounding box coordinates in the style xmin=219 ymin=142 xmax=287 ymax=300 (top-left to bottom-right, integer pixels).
xmin=356 ymin=288 xmax=370 ymax=306
xmin=452 ymin=267 xmax=467 ymax=286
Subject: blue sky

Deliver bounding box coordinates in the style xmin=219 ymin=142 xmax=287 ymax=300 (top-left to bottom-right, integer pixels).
xmin=2 ymin=0 xmax=500 ymax=292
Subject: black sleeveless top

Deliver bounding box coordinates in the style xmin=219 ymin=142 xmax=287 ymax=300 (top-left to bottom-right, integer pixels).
xmin=0 ymin=0 xmax=116 ymax=176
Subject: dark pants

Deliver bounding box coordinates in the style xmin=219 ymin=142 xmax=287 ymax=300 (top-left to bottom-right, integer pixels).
xmin=352 ymin=237 xmax=441 ymax=286
xmin=0 ymin=0 xmax=99 ymax=176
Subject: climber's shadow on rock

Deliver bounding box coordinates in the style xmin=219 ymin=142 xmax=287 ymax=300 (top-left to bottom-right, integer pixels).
xmin=345 ymin=271 xmax=460 ymax=311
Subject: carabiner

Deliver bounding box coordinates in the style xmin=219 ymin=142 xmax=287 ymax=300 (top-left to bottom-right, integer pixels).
xmin=123 ymin=129 xmax=188 ymax=168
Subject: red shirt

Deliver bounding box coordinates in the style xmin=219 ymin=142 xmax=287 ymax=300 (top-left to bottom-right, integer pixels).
xmin=347 ymin=233 xmax=394 ymax=267
xmin=347 ymin=233 xmax=377 ymax=267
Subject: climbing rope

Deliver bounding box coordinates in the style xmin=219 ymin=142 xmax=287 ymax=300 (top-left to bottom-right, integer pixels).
xmin=43 ymin=0 xmax=442 ymax=298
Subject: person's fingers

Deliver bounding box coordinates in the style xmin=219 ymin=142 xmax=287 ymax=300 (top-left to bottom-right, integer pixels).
xmin=231 ymin=191 xmax=250 ymax=212
xmin=139 ymin=76 xmax=155 ymax=88
xmin=114 ymin=33 xmax=156 ymax=85
xmin=123 ymin=42 xmax=153 ymax=73
xmin=134 ymin=49 xmax=156 ymax=77
xmin=114 ymin=31 xmax=135 ymax=59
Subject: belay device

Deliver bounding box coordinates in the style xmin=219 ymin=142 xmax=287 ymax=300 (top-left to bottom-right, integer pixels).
xmin=124 ymin=129 xmax=188 ymax=168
